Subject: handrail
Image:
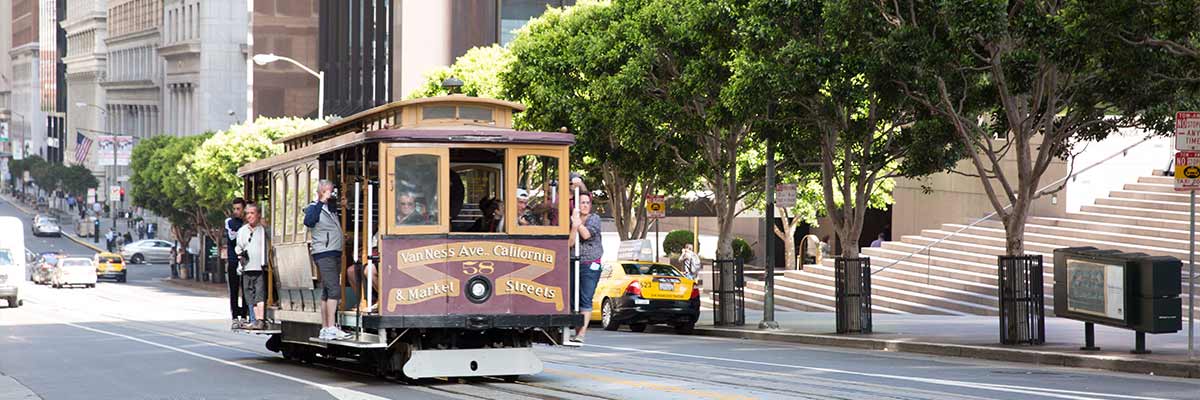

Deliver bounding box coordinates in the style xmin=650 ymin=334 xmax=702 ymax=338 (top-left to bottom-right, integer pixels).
xmin=872 ymin=134 xmax=1159 ymax=275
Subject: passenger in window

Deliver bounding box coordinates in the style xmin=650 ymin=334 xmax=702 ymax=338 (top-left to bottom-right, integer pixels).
xmin=396 ymin=192 xmax=426 ymax=225
xmin=515 ymin=190 xmax=541 ymax=226
xmin=471 ymin=196 xmax=503 ymax=232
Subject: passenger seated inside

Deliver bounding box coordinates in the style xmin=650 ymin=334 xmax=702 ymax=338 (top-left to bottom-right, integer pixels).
xmin=470 ymin=196 xmax=503 ymax=232
xmin=396 ymin=192 xmax=426 ymax=225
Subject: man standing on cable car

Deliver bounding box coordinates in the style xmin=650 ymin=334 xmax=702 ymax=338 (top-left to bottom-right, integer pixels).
xmin=305 ymin=180 xmax=350 ymax=341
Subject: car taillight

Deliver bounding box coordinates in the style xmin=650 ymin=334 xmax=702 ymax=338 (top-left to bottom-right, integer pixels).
xmin=625 ymin=281 xmax=642 ymax=297
xmin=690 ymin=287 xmax=700 ymax=300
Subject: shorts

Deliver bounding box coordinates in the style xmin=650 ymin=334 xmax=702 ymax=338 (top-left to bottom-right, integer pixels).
xmin=315 ymin=256 xmax=342 ymax=301
xmin=242 ymin=271 xmax=266 ymax=305
xmin=578 ymin=261 xmax=602 ymax=312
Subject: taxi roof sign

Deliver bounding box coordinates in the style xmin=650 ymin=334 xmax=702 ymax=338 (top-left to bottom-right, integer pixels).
xmin=617 ymin=239 xmax=657 ymax=262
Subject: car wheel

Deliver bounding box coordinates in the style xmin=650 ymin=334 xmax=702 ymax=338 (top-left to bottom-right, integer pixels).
xmin=629 ymin=323 xmax=647 ymax=333
xmin=131 ymin=254 xmax=144 ymax=264
xmin=674 ymin=323 xmax=695 ymax=335
xmin=601 ymin=299 xmax=620 ymax=331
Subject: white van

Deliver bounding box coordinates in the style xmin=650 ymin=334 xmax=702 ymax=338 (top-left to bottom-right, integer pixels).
xmin=0 ymin=216 xmax=28 ymax=308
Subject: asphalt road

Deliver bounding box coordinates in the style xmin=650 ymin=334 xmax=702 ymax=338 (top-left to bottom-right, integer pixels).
xmin=3 ymin=198 xmax=1200 ymax=400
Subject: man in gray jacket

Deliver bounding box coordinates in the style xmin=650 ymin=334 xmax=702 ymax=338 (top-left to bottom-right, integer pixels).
xmin=235 ymin=203 xmax=268 ymax=330
xmin=304 ymin=180 xmax=349 ymax=340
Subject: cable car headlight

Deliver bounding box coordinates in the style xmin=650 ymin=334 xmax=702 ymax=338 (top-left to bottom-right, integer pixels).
xmin=466 ymin=276 xmax=492 ymax=304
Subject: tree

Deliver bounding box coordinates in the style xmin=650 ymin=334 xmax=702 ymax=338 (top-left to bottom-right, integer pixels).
xmin=130 ymin=134 xmax=215 ymax=242
xmin=186 ymin=117 xmax=325 ymax=216
xmin=873 ymin=0 xmax=1195 ymax=255
xmin=408 ymin=45 xmax=513 ymax=99
xmin=504 ymin=1 xmax=699 ymax=242
xmin=736 ymin=0 xmax=962 ymax=257
xmin=56 ymin=164 xmax=99 ymax=197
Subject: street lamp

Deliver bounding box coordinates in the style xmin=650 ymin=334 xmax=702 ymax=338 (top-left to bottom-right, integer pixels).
xmin=253 ymin=53 xmax=324 ymax=120
xmin=74 ymin=102 xmax=115 ymax=230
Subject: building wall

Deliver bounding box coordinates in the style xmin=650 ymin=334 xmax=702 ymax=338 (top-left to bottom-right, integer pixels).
xmin=1 ymin=2 xmax=14 ymax=161
xmin=248 ymin=0 xmax=317 ymax=119
xmin=63 ymin=0 xmax=108 ymax=171
xmin=162 ymin=0 xmax=247 ymax=134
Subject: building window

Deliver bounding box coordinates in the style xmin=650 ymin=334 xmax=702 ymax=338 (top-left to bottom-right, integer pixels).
xmin=499 ymin=0 xmax=575 ymax=45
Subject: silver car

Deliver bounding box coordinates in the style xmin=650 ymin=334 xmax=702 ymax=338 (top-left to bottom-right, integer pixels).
xmin=31 ymin=216 xmax=61 ymax=237
xmin=121 ymin=240 xmax=176 ymax=264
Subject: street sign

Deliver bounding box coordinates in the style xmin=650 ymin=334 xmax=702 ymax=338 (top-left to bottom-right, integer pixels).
xmin=646 ymin=194 xmax=666 ymax=219
xmin=87 ymin=188 xmax=96 ymax=204
xmin=1175 ymin=111 xmax=1200 ymax=150
xmin=775 ymin=183 xmax=797 ymax=208
xmin=1176 ymin=152 xmax=1200 ymax=191
xmin=109 ymin=185 xmax=121 ymax=203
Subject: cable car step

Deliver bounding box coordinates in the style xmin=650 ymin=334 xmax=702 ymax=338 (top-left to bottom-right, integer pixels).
xmin=231 ymin=322 xmax=282 ymax=335
xmin=308 ymin=332 xmax=388 ymax=348
xmin=403 ymin=347 xmax=543 ymax=379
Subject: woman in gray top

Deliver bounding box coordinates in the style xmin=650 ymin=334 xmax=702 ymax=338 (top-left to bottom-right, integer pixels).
xmin=569 ymin=192 xmax=603 ymax=342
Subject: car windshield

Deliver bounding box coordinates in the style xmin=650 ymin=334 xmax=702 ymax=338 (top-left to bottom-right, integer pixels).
xmin=42 ymin=255 xmax=60 ymax=264
xmin=0 ymin=250 xmax=12 ymax=266
xmin=621 ymin=263 xmax=683 ymax=277
xmin=63 ymin=259 xmax=92 ymax=268
xmin=100 ymin=256 xmax=121 ymax=263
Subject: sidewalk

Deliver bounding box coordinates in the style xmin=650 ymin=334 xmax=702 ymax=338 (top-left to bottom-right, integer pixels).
xmin=691 ymin=309 xmax=1200 ymax=378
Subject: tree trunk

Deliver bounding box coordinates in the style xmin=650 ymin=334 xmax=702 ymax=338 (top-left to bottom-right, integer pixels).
xmin=1003 ymin=203 xmax=1028 ymax=256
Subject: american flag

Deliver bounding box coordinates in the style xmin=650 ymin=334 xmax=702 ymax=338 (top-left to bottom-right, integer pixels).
xmin=74 ymin=130 xmax=93 ymax=165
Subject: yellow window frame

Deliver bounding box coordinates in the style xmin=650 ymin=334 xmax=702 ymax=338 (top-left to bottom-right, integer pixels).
xmin=506 ymin=147 xmax=569 ymax=236
xmin=383 ymin=145 xmax=450 ymax=235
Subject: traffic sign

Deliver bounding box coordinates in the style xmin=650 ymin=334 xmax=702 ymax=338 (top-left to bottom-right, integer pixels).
xmin=110 ymin=185 xmax=122 ymax=203
xmin=1175 ymin=151 xmax=1200 ymax=191
xmin=775 ymin=183 xmax=797 ymax=208
xmin=646 ymin=194 xmax=666 ymax=219
xmin=1175 ymin=111 xmax=1200 ymax=150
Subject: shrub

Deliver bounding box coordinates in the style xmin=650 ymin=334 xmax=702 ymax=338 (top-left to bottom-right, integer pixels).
xmin=732 ymin=237 xmax=754 ymax=262
xmin=662 ymin=230 xmax=695 ymax=255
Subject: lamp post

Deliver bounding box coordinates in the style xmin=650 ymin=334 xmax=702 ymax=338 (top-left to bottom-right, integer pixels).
xmin=74 ymin=102 xmax=114 ymax=230
xmin=252 ymin=53 xmax=324 ymax=120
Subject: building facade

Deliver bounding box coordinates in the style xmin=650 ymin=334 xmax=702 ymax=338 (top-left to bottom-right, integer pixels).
xmin=248 ymin=0 xmax=575 ymax=120
xmin=102 ymin=0 xmax=162 ymax=186
xmin=62 ymin=0 xmax=108 ymax=172
xmin=161 ymin=0 xmax=248 ymax=135
xmin=1 ymin=1 xmax=14 ymax=178
xmin=10 ymin=0 xmax=43 ymax=162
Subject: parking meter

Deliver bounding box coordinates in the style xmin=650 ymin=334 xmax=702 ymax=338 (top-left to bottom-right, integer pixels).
xmin=93 ymin=219 xmax=100 ymax=243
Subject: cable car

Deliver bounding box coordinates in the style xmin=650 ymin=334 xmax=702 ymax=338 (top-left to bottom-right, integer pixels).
xmin=237 ymin=92 xmax=582 ymax=379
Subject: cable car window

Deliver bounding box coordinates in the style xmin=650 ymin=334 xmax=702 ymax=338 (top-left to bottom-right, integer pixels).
xmin=273 ymin=174 xmax=285 ymax=240
xmin=422 ymin=105 xmax=455 ymax=120
xmin=459 ymin=106 xmax=494 ymax=122
xmin=515 ymin=154 xmax=559 ymax=227
xmin=394 ymin=154 xmax=440 ymax=226
xmin=450 ymin=149 xmax=505 ymax=233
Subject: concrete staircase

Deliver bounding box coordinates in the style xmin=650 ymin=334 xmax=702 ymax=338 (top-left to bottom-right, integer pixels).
xmin=745 ymin=172 xmax=1200 ymax=319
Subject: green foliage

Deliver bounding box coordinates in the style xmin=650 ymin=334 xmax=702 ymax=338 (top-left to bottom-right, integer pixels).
xmin=408 ymin=45 xmax=514 ymax=100
xmin=186 ymin=117 xmax=325 ymax=215
xmin=130 ymin=134 xmax=213 ymax=233
xmin=57 ymin=165 xmax=99 ymax=196
xmin=662 ymin=230 xmax=695 ymax=255
xmin=732 ymin=237 xmax=754 ymax=262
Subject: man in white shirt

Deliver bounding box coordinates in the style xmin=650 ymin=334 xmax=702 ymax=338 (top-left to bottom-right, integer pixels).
xmin=235 ymin=203 xmax=269 ymax=330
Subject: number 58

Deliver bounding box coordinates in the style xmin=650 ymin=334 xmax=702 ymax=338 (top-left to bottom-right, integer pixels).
xmin=462 ymin=261 xmax=495 ymax=275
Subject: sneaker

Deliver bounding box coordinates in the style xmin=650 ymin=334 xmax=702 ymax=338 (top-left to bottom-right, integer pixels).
xmin=317 ymin=327 xmax=333 ymax=340
xmin=231 ymin=320 xmax=242 ymax=329
xmin=249 ymin=320 xmax=266 ymax=330
xmin=329 ymin=329 xmax=352 ymax=340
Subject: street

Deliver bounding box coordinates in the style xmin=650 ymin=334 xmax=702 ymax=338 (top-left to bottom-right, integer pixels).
xmin=3 ymin=198 xmax=1200 ymax=400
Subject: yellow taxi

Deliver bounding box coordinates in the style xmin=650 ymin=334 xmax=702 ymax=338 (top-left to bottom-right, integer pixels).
xmin=94 ymin=252 xmax=127 ymax=283
xmin=589 ymin=260 xmax=700 ymax=334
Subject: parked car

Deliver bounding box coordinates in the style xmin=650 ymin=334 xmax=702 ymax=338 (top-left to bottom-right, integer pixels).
xmin=121 ymin=240 xmax=177 ymax=264
xmin=94 ymin=252 xmax=126 ymax=283
xmin=31 ymin=216 xmax=62 ymax=237
xmin=31 ymin=252 xmax=62 ymax=285
xmin=52 ymin=257 xmax=96 ymax=289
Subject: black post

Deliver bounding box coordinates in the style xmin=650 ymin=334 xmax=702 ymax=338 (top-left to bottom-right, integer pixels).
xmin=1132 ymin=332 xmax=1151 ymax=354
xmin=835 ymin=257 xmax=872 ymax=334
xmin=760 ymin=138 xmax=778 ymax=329
xmin=1081 ymin=322 xmax=1100 ymax=350
xmin=998 ymin=255 xmax=1046 ymax=345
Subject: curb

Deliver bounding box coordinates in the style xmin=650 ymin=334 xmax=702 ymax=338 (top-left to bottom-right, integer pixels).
xmin=160 ymin=277 xmax=227 ymax=295
xmin=691 ymin=326 xmax=1200 ymax=379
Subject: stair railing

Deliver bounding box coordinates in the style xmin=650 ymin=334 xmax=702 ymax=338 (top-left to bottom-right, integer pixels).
xmin=873 ymin=134 xmax=1161 ymax=276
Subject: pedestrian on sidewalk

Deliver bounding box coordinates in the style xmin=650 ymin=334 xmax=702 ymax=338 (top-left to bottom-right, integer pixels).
xmin=122 ymin=231 xmax=133 ymax=247
xmin=568 ymin=192 xmax=603 ymax=344
xmin=235 ymin=203 xmax=269 ymax=330
xmin=147 ymin=223 xmax=157 ymax=239
xmin=225 ymin=198 xmax=248 ymax=327
xmin=105 ymin=229 xmax=116 ymax=252
xmin=681 ymin=243 xmax=702 ymax=280
xmin=870 ymin=232 xmax=884 ymax=248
